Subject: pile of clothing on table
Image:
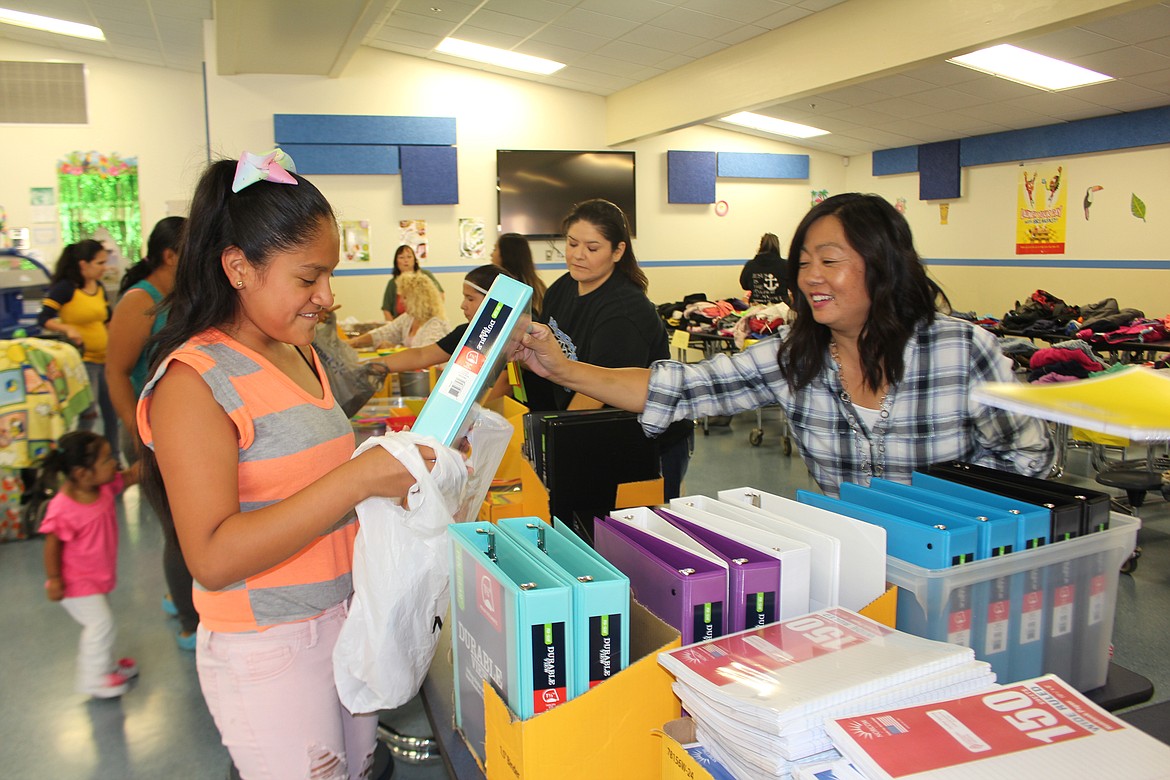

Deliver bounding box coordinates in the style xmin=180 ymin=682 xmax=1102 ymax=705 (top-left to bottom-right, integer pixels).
xmin=657 ymin=293 xmax=790 ymax=348
xmin=974 ymin=289 xmax=1169 ymax=347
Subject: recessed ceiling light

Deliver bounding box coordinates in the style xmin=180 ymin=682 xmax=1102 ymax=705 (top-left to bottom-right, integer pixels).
xmin=0 ymin=7 xmax=104 ymax=41
xmin=435 ymin=37 xmax=565 ymax=76
xmin=719 ymin=112 xmax=829 ymax=139
xmin=948 ymin=44 xmax=1112 ymax=91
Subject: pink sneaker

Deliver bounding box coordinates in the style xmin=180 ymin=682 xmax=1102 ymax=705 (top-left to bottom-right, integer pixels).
xmin=115 ymin=657 xmax=139 ymax=680
xmin=89 ymin=672 xmax=130 ymax=699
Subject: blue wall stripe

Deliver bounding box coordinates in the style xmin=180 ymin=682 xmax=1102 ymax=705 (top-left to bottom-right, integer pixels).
xmin=717 ymin=151 xmax=809 ymax=179
xmin=960 ymin=105 xmax=1170 ymax=166
xmin=400 ymin=146 xmax=458 ymax=205
xmin=333 ymin=256 xmax=1170 ymax=277
xmin=274 ymin=114 xmax=457 ymax=146
xmin=281 ymin=144 xmax=399 ymax=174
xmin=667 ymin=150 xmax=717 ymax=203
xmin=873 ymin=145 xmax=918 ymax=176
xmin=924 ymin=258 xmax=1170 ymax=270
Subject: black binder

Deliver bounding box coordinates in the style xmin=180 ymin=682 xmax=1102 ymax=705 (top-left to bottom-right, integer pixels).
xmin=527 ymin=409 xmax=661 ymax=544
xmin=928 ymin=460 xmax=1111 ymax=536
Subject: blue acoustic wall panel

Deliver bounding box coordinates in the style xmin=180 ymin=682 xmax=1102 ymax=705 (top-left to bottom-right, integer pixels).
xmin=960 ymin=105 xmax=1170 ymax=167
xmin=401 ymin=146 xmax=458 ymax=205
xmin=667 ymin=150 xmax=716 ymax=204
xmin=274 ymin=114 xmax=457 ymax=146
xmin=280 ymin=144 xmax=400 ymax=175
xmin=918 ymin=140 xmax=961 ymax=201
xmin=872 ymin=145 xmax=919 ymax=176
xmin=717 ymin=151 xmax=809 ymax=179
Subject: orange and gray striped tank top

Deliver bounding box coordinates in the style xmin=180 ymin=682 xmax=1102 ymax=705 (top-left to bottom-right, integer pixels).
xmin=137 ymin=328 xmax=358 ymax=633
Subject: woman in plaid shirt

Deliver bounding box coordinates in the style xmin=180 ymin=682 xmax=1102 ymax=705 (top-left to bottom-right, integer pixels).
xmin=514 ymin=193 xmax=1053 ymax=496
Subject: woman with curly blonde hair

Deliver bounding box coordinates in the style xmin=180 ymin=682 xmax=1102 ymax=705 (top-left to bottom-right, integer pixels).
xmin=350 ymin=271 xmax=449 ymax=348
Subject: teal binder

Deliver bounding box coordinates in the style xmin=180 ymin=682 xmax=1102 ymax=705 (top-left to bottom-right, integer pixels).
xmin=497 ymin=517 xmax=631 ymax=694
xmin=413 ymin=275 xmax=532 ymax=446
xmin=447 ymin=522 xmax=573 ymax=764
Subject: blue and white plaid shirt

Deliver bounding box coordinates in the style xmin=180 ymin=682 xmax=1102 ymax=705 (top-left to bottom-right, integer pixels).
xmin=641 ymin=316 xmax=1055 ymax=497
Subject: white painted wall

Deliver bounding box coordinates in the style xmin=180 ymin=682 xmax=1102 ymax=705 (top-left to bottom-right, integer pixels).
xmin=845 ymin=146 xmax=1170 ymax=318
xmin=4 ymin=33 xmax=1167 ymax=326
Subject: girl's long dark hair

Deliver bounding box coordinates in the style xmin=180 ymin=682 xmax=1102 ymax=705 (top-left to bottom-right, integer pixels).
xmin=120 ymin=216 xmax=186 ymax=294
xmin=562 ymin=199 xmax=647 ymax=292
xmin=778 ymin=193 xmax=950 ymax=393
xmin=497 ymin=233 xmax=546 ymax=313
xmin=51 ymin=239 xmax=105 ymax=286
xmin=141 ymin=159 xmax=335 ymax=527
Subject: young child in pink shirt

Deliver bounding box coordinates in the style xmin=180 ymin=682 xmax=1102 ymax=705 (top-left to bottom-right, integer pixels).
xmin=40 ymin=430 xmax=140 ymax=698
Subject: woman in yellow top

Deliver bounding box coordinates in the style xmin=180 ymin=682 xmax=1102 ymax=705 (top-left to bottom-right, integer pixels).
xmin=39 ymin=239 xmax=119 ymax=462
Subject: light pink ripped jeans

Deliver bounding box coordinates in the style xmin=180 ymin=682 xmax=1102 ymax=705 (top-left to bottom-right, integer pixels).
xmin=196 ymin=601 xmax=378 ymax=780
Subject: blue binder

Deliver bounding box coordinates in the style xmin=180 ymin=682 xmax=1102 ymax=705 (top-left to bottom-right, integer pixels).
xmin=893 ymin=474 xmax=1052 ymax=679
xmin=447 ymin=522 xmax=573 ymax=764
xmin=497 ymin=517 xmax=631 ymax=693
xmin=845 ymin=480 xmax=1019 ymax=670
xmin=798 ymin=489 xmax=979 ymax=648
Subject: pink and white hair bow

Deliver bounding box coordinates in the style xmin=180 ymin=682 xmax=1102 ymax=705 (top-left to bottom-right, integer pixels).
xmin=231 ymin=148 xmax=298 ymax=193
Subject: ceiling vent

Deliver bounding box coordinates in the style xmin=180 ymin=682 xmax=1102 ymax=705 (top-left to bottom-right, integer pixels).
xmin=0 ymin=61 xmax=87 ymax=124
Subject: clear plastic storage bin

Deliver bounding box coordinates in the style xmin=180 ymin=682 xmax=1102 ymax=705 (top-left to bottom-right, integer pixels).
xmin=885 ymin=513 xmax=1139 ymax=691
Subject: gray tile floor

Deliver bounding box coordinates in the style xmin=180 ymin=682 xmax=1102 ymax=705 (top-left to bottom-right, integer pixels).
xmin=0 ymin=409 xmax=1166 ymax=778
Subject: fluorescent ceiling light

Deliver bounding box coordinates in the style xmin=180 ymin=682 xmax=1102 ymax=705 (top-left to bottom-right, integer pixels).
xmin=948 ymin=44 xmax=1112 ymax=91
xmin=720 ymin=112 xmax=829 ymax=139
xmin=435 ymin=37 xmax=564 ymax=76
xmin=0 ymin=7 xmax=104 ymax=41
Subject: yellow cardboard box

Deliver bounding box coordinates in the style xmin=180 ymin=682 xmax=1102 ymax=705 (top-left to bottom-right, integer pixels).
xmin=481 ymin=600 xmax=681 ymax=780
xmin=484 ymin=396 xmax=528 ymax=484
xmin=656 ymin=718 xmax=717 ymax=780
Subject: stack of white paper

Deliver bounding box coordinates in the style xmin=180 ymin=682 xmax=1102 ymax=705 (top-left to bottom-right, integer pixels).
xmin=825 ymin=674 xmax=1170 ymax=779
xmin=658 ymin=608 xmax=996 ymax=778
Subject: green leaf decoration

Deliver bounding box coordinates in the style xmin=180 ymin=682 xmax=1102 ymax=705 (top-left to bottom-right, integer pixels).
xmin=1132 ymin=193 xmax=1147 ymax=222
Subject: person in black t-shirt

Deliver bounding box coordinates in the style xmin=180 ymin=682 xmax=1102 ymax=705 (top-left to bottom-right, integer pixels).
xmin=525 ymin=199 xmax=693 ymax=499
xmin=740 ymin=232 xmax=789 ymax=305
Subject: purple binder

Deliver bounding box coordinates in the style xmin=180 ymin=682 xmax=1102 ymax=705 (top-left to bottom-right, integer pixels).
xmin=656 ymin=508 xmax=785 ymax=633
xmin=593 ymin=516 xmax=727 ymax=645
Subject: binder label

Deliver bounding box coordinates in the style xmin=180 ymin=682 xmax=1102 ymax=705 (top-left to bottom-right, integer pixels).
xmin=588 ymin=613 xmax=621 ymax=687
xmin=438 ymin=300 xmax=513 ymax=403
xmin=746 ymin=591 xmax=776 ymax=628
xmin=1020 ymin=570 xmax=1044 ymax=645
xmin=693 ymin=602 xmax=724 ymax=642
xmin=1087 ymin=574 xmax=1106 ymax=626
xmin=476 ymin=563 xmax=504 ymax=633
xmin=531 ymin=621 xmax=567 ymax=713
xmin=985 ymin=576 xmax=1010 ymax=656
xmin=1052 ymin=584 xmax=1075 ymax=638
xmin=946 ymin=587 xmax=972 ymax=648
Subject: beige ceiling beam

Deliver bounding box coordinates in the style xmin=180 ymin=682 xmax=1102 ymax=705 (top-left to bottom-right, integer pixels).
xmin=605 ymin=0 xmax=1156 ymax=145
xmin=214 ymin=0 xmax=386 ymax=77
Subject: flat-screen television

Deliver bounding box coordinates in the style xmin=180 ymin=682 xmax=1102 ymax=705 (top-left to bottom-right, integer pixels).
xmin=497 ymin=150 xmax=636 ymax=239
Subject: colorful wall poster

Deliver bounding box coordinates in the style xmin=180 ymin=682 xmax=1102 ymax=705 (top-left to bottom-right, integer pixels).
xmin=459 ymin=218 xmax=485 ymax=260
xmin=341 ymin=220 xmax=371 ymax=263
xmin=1016 ymin=164 xmax=1067 ymax=254
xmin=399 ymin=219 xmax=427 ymax=260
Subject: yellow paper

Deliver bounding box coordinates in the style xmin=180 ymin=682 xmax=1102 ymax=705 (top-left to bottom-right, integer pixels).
xmin=670 ymin=329 xmax=691 ymax=350
xmin=972 ymin=367 xmax=1170 ymax=440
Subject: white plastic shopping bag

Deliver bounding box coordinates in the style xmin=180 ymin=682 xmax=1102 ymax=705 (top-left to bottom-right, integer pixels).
xmin=333 ymin=431 xmax=467 ymax=714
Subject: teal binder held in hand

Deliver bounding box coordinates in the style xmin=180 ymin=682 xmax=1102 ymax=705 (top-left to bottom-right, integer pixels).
xmin=497 ymin=516 xmax=631 ymax=694
xmin=413 ymin=275 xmax=532 ymax=446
